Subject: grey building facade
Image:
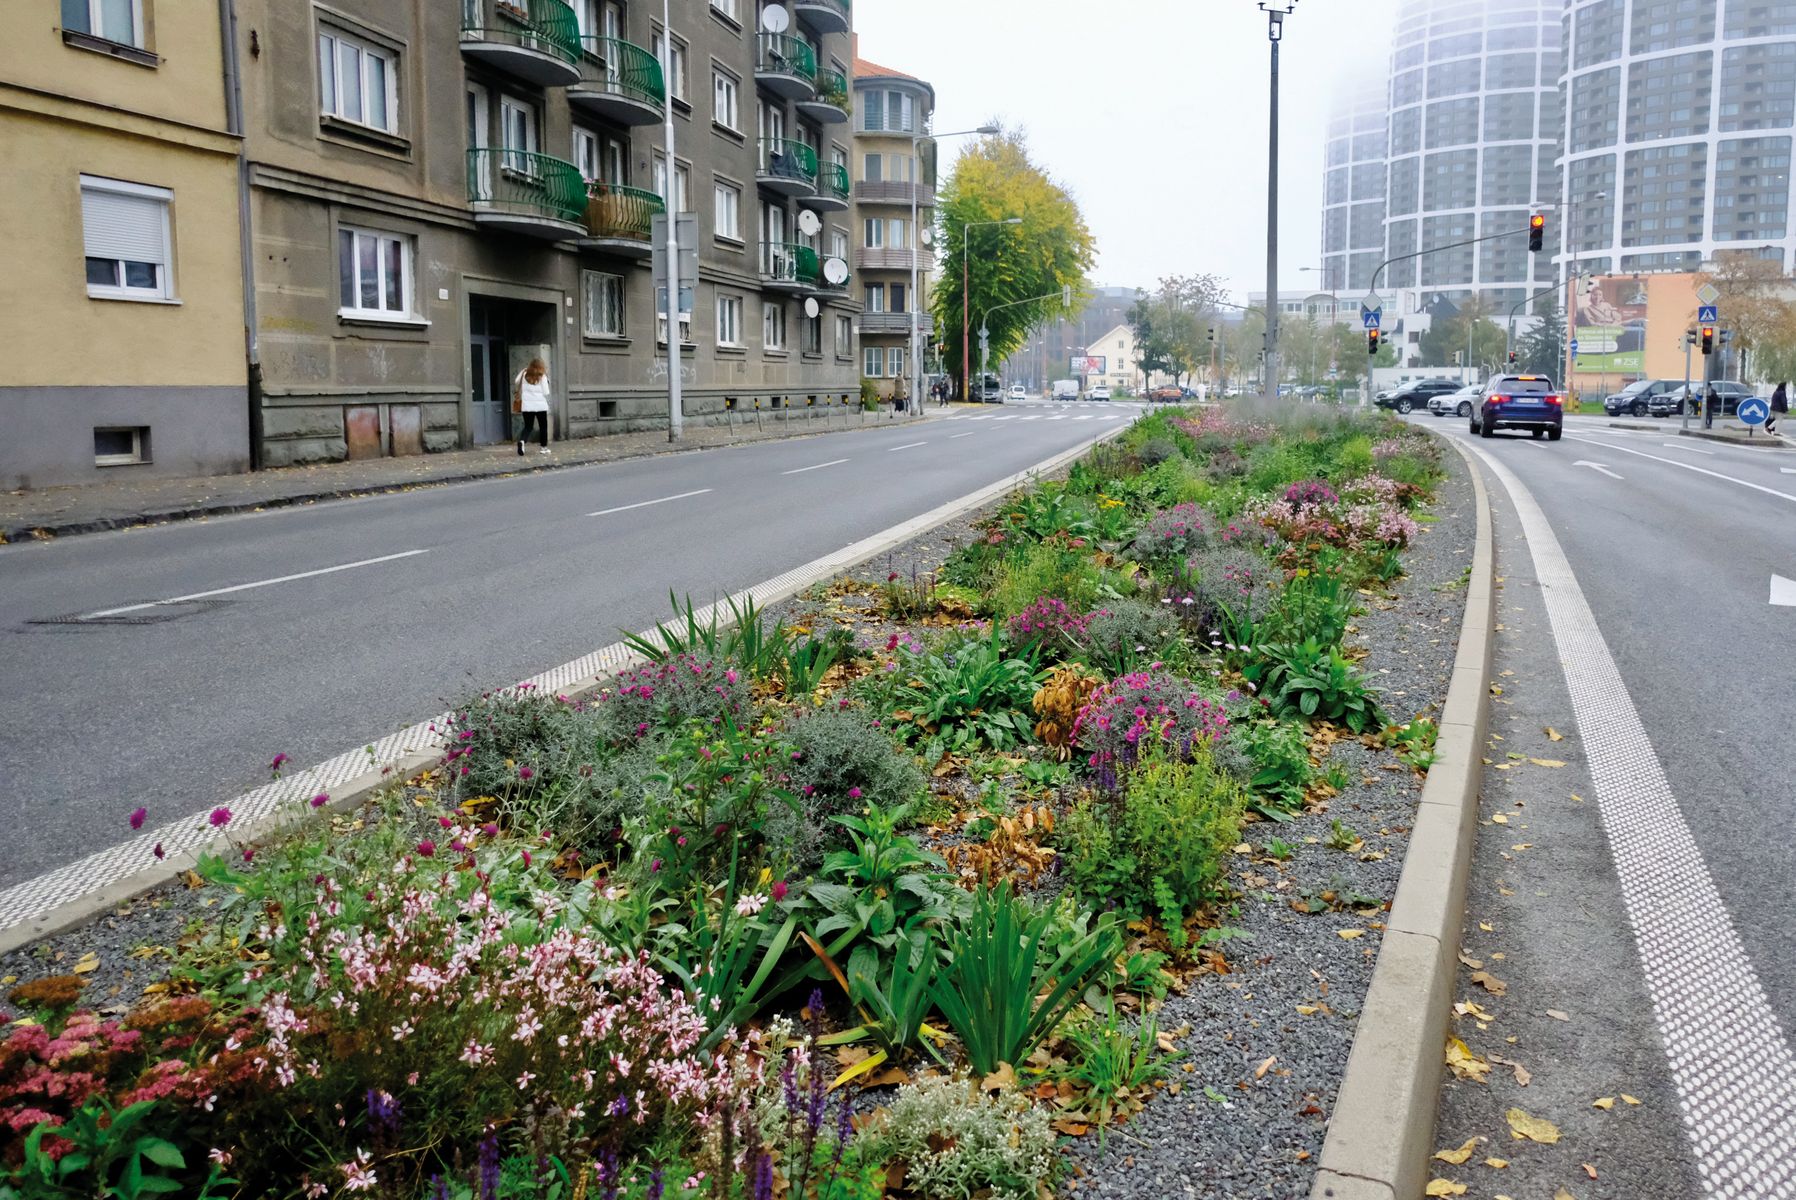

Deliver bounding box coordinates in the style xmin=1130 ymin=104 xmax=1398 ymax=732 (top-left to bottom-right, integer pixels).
xmin=239 ymin=0 xmax=860 ymax=466
xmin=1320 ymin=77 xmax=1389 ymax=295
xmin=851 ymin=56 xmax=934 ymax=402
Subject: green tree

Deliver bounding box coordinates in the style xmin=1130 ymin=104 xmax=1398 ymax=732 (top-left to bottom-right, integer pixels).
xmin=1420 ymin=296 xmax=1507 ymax=372
xmin=1698 ymin=253 xmax=1794 ymax=382
xmin=1127 ymin=274 xmax=1224 ymax=387
xmin=934 ymin=131 xmax=1095 ymax=386
xmin=1515 ymin=301 xmax=1565 ymax=378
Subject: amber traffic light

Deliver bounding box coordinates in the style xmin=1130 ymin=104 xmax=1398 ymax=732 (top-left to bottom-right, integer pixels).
xmin=1701 ymin=324 xmax=1715 ymax=355
xmin=1528 ymin=213 xmax=1546 ymax=253
xmin=1367 ymin=329 xmax=1380 ymax=355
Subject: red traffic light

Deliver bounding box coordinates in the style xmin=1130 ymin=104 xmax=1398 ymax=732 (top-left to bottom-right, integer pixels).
xmin=1528 ymin=213 xmax=1546 ymax=253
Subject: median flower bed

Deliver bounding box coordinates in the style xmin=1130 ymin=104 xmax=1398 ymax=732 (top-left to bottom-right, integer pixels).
xmin=1 ymin=403 xmax=1451 ymax=1199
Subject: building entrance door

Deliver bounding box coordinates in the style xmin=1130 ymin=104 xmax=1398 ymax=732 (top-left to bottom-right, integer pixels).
xmin=469 ymin=297 xmax=511 ymax=445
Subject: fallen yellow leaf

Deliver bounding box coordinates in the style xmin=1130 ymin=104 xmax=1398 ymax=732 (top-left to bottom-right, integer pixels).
xmin=1546 ymin=727 xmax=1564 ymax=741
xmin=1555 ymin=1191 xmax=1577 ymax=1200
xmin=1255 ymin=1056 xmax=1277 ymax=1080
xmin=1484 ymin=1157 xmax=1509 ymax=1169
xmin=1570 ymin=793 xmax=1584 ymax=802
xmin=1295 ymin=1004 xmax=1320 ymax=1016
xmin=1583 ymin=1163 xmax=1599 ymax=1179
xmin=1530 ymin=758 xmax=1567 ymax=768
xmin=1425 ymin=1180 xmax=1467 ymax=1197
xmin=1433 ymin=1137 xmax=1480 ymax=1165
xmin=1506 ymin=1107 xmax=1562 ymax=1144
xmin=72 ymin=953 xmax=99 ymax=975
xmin=1338 ymin=929 xmax=1365 ymax=940
xmin=1546 ymin=1009 xmax=1570 ymax=1021
xmin=1446 ymin=1037 xmax=1492 ymax=1083
xmin=1471 ymin=970 xmax=1509 ymax=996
xmin=1592 ymin=1096 xmax=1615 ymax=1110
xmin=1479 ymin=921 xmax=1495 ymax=932
xmin=1621 ymin=1094 xmax=1641 ymax=1106
xmin=1492 ymin=813 xmax=1510 ymax=824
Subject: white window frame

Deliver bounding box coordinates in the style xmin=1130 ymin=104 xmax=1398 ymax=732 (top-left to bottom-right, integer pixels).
xmin=763 ymin=300 xmax=787 ymax=351
xmin=716 ymin=293 xmax=744 ymax=347
xmin=70 ymin=0 xmax=144 ymax=47
xmin=835 ymin=314 xmax=853 ymax=357
xmin=336 ymin=225 xmax=415 ymax=321
xmin=573 ymin=127 xmax=602 ymax=181
xmin=500 ymin=96 xmax=539 ymax=174
xmin=93 ymin=426 xmax=147 ymax=467
xmin=714 ymin=180 xmax=742 ymax=241
xmin=318 ymin=26 xmax=399 ymax=134
xmin=863 ymin=218 xmax=884 ymax=249
xmin=709 ymin=0 xmax=738 ymax=19
xmin=652 ymin=30 xmax=689 ymax=103
xmin=653 ymin=156 xmax=692 ymax=213
xmin=862 ymin=283 xmax=885 ymax=313
xmin=81 ymin=175 xmax=174 ymax=303
xmin=888 ymin=347 xmax=906 ymax=378
xmin=828 ymin=229 xmax=848 ymax=260
xmin=712 ymin=69 xmax=740 ymax=131
xmin=863 ymin=345 xmax=883 ymax=377
xmin=582 ymin=269 xmax=624 ymax=338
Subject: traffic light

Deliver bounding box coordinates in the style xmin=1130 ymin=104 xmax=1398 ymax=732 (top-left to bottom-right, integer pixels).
xmin=1367 ymin=329 xmax=1380 ymax=356
xmin=1528 ymin=212 xmax=1545 ymax=253
xmin=1507 ymin=350 xmax=1518 ymax=366
xmin=1207 ymin=327 xmax=1215 ymax=343
xmin=1701 ymin=324 xmax=1715 ymax=355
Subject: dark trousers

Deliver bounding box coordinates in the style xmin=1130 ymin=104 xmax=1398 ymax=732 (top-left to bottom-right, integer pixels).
xmin=519 ymin=410 xmax=549 ymax=446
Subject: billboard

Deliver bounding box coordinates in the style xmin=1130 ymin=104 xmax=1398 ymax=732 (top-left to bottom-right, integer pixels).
xmin=1570 ymin=276 xmax=1648 ymax=373
xmin=1070 ymin=355 xmax=1107 ymax=375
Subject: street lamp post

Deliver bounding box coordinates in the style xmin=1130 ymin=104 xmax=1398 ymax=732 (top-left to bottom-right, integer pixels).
xmin=905 ymin=125 xmax=999 ymax=415
xmin=961 ymin=217 xmax=1022 ymax=403
xmin=1260 ymin=0 xmax=1297 ymax=404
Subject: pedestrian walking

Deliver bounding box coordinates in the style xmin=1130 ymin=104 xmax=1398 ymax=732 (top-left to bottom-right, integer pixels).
xmin=1704 ymin=383 xmax=1719 ymax=429
xmin=1770 ymin=381 xmax=1787 ymax=434
xmin=513 ymin=358 xmax=552 ymax=455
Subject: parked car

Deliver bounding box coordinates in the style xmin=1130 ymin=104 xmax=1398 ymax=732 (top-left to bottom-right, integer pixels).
xmin=1088 ymin=383 xmax=1112 ymax=402
xmin=1430 ymin=384 xmax=1483 ymax=418
xmin=1375 ymin=378 xmax=1461 ymax=414
xmin=1148 ymin=384 xmax=1183 ymax=403
xmin=1008 ymin=383 xmax=1027 ymax=401
xmin=1051 ymin=379 xmax=1080 ymax=402
xmin=1471 ymin=374 xmax=1563 ymax=440
xmin=1686 ymin=380 xmax=1756 ymax=418
xmin=1602 ymin=378 xmax=1684 ymax=417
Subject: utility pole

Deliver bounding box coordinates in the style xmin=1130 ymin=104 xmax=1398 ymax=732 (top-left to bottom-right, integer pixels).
xmin=659 ymin=0 xmax=682 ymax=441
xmin=1260 ymin=1 xmax=1296 ymax=404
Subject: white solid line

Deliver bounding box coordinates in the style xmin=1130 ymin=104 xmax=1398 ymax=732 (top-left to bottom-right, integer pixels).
xmin=1566 ymin=436 xmax=1796 ymax=505
xmin=82 ymin=549 xmax=432 ymax=619
xmin=1466 ymin=440 xmax=1796 ymax=1195
xmin=1781 ymin=468 xmax=1796 ymax=475
xmin=885 ymin=441 xmax=927 ymax=452
xmin=1773 ymin=574 xmax=1796 ymax=607
xmin=949 ymin=431 xmax=977 ymax=439
xmin=781 ymin=459 xmax=849 ymax=476
xmin=1573 ymin=460 xmax=1623 ymax=479
xmin=1663 ymin=442 xmax=1715 ymax=455
xmin=586 ymin=488 xmax=713 ymax=517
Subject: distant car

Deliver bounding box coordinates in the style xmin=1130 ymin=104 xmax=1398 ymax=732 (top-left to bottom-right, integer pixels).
xmin=1008 ymin=384 xmax=1027 ymax=401
xmin=1471 ymin=374 xmax=1563 ymax=440
xmin=1430 ymin=384 xmax=1483 ymax=418
xmin=1603 ymin=379 xmax=1684 ymax=417
xmin=1691 ymin=380 xmax=1756 ymax=418
xmin=1051 ymin=379 xmax=1080 ymax=402
xmin=1089 ymin=383 xmax=1112 ymax=402
xmin=1375 ymin=378 xmax=1461 ymax=414
xmin=1148 ymin=384 xmax=1183 ymax=403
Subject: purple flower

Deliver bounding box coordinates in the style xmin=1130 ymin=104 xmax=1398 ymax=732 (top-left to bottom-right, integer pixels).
xmin=242 ymin=847 xmax=255 ymax=864
xmin=477 ymin=1133 xmax=500 ymax=1200
xmin=848 ymin=787 xmax=862 ymax=800
xmin=152 ymin=842 xmax=165 ymax=860
xmin=128 ymin=807 xmax=147 ymax=831
xmin=416 ymin=840 xmax=436 ymax=857
xmin=646 ymin=1170 xmax=664 ymax=1200
xmin=518 ymin=766 xmax=534 ymax=781
xmin=310 ymin=793 xmax=329 ymax=809
xmin=269 ymin=752 xmax=289 ymax=772
xmin=208 ymin=807 xmax=232 ymax=828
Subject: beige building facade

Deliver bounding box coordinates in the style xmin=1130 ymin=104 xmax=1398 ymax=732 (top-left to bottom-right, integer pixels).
xmin=851 ymin=55 xmax=932 ymax=402
xmin=1 ymin=1 xmax=249 ymax=490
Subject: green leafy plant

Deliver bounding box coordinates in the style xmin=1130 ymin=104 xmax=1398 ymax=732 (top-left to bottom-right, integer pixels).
xmin=1265 ymin=837 xmax=1296 ymax=861
xmin=7 ymin=1101 xmax=232 ymax=1200
xmin=1243 ymin=638 xmax=1386 ymax=732
xmin=1052 ymin=1007 xmax=1181 ymax=1131
xmin=869 ymin=632 xmax=1041 ymax=757
xmin=816 ymin=929 xmax=948 ymax=1083
xmin=621 ymin=591 xmax=793 ymax=680
xmin=810 ymin=802 xmax=961 ymax=959
xmin=1072 ymin=599 xmax=1182 ymax=678
xmin=931 ymin=882 xmax=1122 ymax=1076
xmin=1323 ymin=761 xmax=1353 ymax=791
xmin=1228 ymin=718 xmax=1314 ymax=817
xmin=1326 ymin=818 xmax=1360 ymax=852
xmin=1259 ymin=569 xmax=1355 ymax=648
xmin=990 ymin=541 xmax=1105 ymax=619
xmin=1389 ymin=716 xmax=1439 ymax=772
xmin=783 ymin=630 xmax=850 ymax=698
xmin=774 ymin=707 xmax=927 ymax=869
xmin=855 ymin=1073 xmax=1058 ymax=1200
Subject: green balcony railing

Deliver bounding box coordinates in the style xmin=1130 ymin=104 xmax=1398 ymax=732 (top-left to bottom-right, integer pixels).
xmin=815 ymin=161 xmax=851 ymax=204
xmin=578 ymin=35 xmax=666 ymax=111
xmin=468 ymin=148 xmax=588 ymax=224
xmin=758 ymin=138 xmax=817 ymax=187
xmin=818 ymin=265 xmax=850 ymax=293
xmin=761 ymin=241 xmax=820 ymax=286
xmin=462 ymin=0 xmax=582 ymax=69
xmin=584 ymin=181 xmax=664 ymax=242
xmin=755 ymin=33 xmax=816 ymax=83
xmin=814 ymin=68 xmax=851 ymax=116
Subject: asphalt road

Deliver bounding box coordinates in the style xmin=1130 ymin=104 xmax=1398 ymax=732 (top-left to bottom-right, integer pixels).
xmin=1420 ymin=410 xmax=1796 ymax=1194
xmin=0 ymin=401 xmax=1144 ymax=891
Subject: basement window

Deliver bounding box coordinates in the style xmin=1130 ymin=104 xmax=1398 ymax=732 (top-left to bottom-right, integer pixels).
xmin=94 ymin=426 xmax=149 ymax=466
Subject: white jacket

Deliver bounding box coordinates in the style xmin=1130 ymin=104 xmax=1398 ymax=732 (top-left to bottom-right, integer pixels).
xmin=516 ymin=371 xmax=551 ymax=413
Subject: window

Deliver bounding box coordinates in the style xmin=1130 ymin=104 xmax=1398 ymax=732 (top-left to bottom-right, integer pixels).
xmin=582 ymin=270 xmax=624 ymax=337
xmin=62 ymin=0 xmax=143 ymax=47
xmin=863 ymin=218 xmax=884 ymax=248
xmin=710 ymin=0 xmax=738 ymax=18
xmin=714 ymin=181 xmax=741 ymax=239
xmin=860 ymin=88 xmax=917 ymax=133
xmin=318 ymin=27 xmax=397 ymax=133
xmin=835 ymin=314 xmax=853 ymax=356
xmin=656 ymin=305 xmax=692 ymax=346
xmin=863 ymin=346 xmax=883 ymax=376
xmin=336 ymin=226 xmax=413 ymax=319
xmin=862 ymin=284 xmax=885 ymax=312
xmin=652 ymin=30 xmax=689 ymax=102
xmin=81 ymin=176 xmax=172 ymax=301
xmin=890 ymin=283 xmax=907 ymax=312
xmin=802 ymin=313 xmax=821 ymax=354
xmin=863 ymin=153 xmax=883 ymax=183
xmin=716 ymin=293 xmax=743 ymax=346
xmin=713 ymin=70 xmax=739 ymax=130
xmin=887 ymin=347 xmax=905 ymax=378
xmin=93 ymin=426 xmax=148 ymax=467
xmin=653 ymin=156 xmax=692 ymax=212
xmin=828 ymin=229 xmax=848 ymax=260
xmin=763 ymin=301 xmax=787 ymax=350
xmin=500 ymin=97 xmax=538 ymax=172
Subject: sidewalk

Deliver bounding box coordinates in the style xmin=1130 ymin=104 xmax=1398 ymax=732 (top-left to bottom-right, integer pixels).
xmin=1605 ymin=419 xmax=1791 ymax=448
xmin=1 ymin=406 xmax=930 ymax=543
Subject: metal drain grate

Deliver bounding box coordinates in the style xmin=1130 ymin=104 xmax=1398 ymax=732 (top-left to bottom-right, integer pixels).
xmin=28 ymin=599 xmax=230 ymax=626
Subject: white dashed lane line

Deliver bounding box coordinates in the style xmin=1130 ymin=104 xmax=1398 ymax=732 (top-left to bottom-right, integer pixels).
xmin=1663 ymin=442 xmax=1716 ymax=454
xmin=780 ymin=459 xmax=849 ymax=476
xmin=586 ymin=488 xmax=713 ymax=517
xmin=81 ymin=549 xmax=433 ymax=619
xmin=885 ymin=441 xmax=927 ymax=452
xmin=1566 ymin=436 xmax=1796 ymax=505
xmin=1467 ymin=441 xmax=1796 ymax=1197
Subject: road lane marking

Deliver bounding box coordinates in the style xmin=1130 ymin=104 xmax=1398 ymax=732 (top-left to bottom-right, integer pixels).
xmin=1782 ymin=468 xmax=1796 ymax=475
xmin=949 ymin=431 xmax=977 ymax=439
xmin=81 ymin=549 xmax=432 ymax=619
xmin=1774 ymin=575 xmax=1796 ymax=607
xmin=781 ymin=459 xmax=849 ymax=476
xmin=1573 ymin=460 xmax=1623 ymax=479
xmin=586 ymin=488 xmax=713 ymax=517
xmin=1566 ymin=436 xmax=1796 ymax=505
xmin=1663 ymin=443 xmax=1715 ymax=454
xmin=1465 ymin=440 xmax=1796 ymax=1196
xmin=885 ymin=441 xmax=927 ymax=452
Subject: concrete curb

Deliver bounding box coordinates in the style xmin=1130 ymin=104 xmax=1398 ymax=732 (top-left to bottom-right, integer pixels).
xmin=0 ymin=420 xmax=1135 ymax=956
xmin=0 ymin=410 xmax=930 ymax=545
xmin=1310 ymin=433 xmax=1496 ymax=1200
xmin=1604 ymin=420 xmax=1791 ymax=448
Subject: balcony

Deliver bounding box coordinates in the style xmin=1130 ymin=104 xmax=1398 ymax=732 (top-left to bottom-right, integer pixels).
xmin=855 ymin=246 xmax=921 ymax=271
xmin=467 ymin=148 xmax=588 ymax=239
xmin=800 ymin=161 xmax=851 ymax=212
xmin=569 ymin=36 xmax=666 ymax=125
xmin=460 ymin=0 xmax=583 ymax=88
xmin=580 ymin=182 xmax=663 ymax=257
xmin=754 ymin=33 xmax=816 ymax=100
xmin=796 ymin=69 xmax=851 ymax=125
xmin=859 ymin=312 xmax=915 ymax=335
xmin=757 ymin=138 xmax=817 ymax=196
xmin=812 ymin=264 xmax=851 ymax=296
xmin=854 ymin=179 xmax=935 ymax=208
xmin=794 ymin=0 xmax=850 ymax=35
xmin=761 ymin=241 xmax=819 ymax=291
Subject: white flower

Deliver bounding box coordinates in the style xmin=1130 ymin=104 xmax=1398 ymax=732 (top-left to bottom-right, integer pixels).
xmin=734 ymin=892 xmax=767 ymax=917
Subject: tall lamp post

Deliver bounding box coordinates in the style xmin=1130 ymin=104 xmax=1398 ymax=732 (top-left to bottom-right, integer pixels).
xmin=962 ymin=216 xmax=1023 ymax=403
xmin=905 ymin=125 xmax=1000 ymax=415
xmin=1260 ymin=0 xmax=1297 ymax=403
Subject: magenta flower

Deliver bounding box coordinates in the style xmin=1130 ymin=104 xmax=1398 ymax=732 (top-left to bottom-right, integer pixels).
xmin=450 ymin=839 xmax=467 ymax=853
xmin=848 ymin=787 xmax=862 ymax=800
xmin=771 ymin=881 xmax=789 ymax=902
xmin=269 ymin=753 xmax=289 ymax=772
xmin=209 ymin=807 xmax=232 ymax=828
xmin=416 ymin=840 xmax=436 ymax=857
xmin=518 ymin=766 xmax=534 ymax=781
xmin=482 ymin=823 xmax=498 ymax=837
xmin=152 ymin=842 xmax=165 ymax=860
xmin=310 ymin=794 xmax=329 ymax=809
xmin=128 ymin=807 xmax=147 ymax=831
xmin=242 ymin=847 xmax=255 ymax=864
xmin=650 ymin=858 xmax=662 ymax=873
xmin=521 ymin=850 xmax=533 ymax=868
xmin=438 ymin=816 xmax=453 ymax=829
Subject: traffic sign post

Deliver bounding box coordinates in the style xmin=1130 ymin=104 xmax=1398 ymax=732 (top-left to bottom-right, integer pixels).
xmin=1739 ymin=395 xmax=1770 ymax=435
xmin=1362 ymin=309 xmax=1381 ymax=330
xmin=1569 ymin=337 xmax=1580 ymax=358
xmin=1698 ymin=304 xmax=1719 ymax=324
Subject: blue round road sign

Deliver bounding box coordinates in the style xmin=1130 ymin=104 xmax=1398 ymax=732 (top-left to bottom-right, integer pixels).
xmin=1738 ymin=396 xmax=1770 ymax=427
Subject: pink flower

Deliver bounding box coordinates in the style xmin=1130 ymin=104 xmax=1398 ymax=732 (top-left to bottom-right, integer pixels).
xmin=416 ymin=840 xmax=436 ymax=857
xmin=269 ymin=753 xmax=289 ymax=772
xmin=129 ymin=807 xmax=147 ymax=830
xmin=152 ymin=842 xmax=165 ymax=860
xmin=734 ymin=892 xmax=767 ymax=917
xmin=518 ymin=766 xmax=534 ymax=781
xmin=439 ymin=816 xmax=453 ymax=828
xmin=242 ymin=847 xmax=255 ymax=864
xmin=521 ymin=850 xmax=533 ymax=868
xmin=848 ymin=787 xmax=862 ymax=800
xmin=209 ymin=807 xmax=232 ymax=828
xmin=310 ymin=794 xmax=329 ymax=809
xmin=771 ymin=880 xmax=788 ymax=902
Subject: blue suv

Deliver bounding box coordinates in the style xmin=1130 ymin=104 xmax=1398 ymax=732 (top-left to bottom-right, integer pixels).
xmin=1471 ymin=374 xmax=1564 ymax=440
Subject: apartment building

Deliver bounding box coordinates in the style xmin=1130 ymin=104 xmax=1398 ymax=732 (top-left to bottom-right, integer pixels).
xmin=1 ymin=2 xmax=249 ymax=490
xmin=851 ymin=55 xmax=934 ymax=401
xmin=237 ymin=0 xmax=860 ymax=465
xmin=1320 ymin=76 xmax=1389 ymax=295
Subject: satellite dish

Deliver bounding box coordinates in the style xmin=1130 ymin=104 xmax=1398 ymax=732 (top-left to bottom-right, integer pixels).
xmin=919 ymin=227 xmax=934 ymax=246
xmin=797 ymin=209 xmax=821 ymax=236
xmin=760 ymin=4 xmax=789 ymax=32
xmin=804 ymin=297 xmax=821 ymax=318
xmin=823 ymin=257 xmax=849 ymax=285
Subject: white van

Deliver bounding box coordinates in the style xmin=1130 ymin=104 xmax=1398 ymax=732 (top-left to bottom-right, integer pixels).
xmin=1051 ymin=379 xmax=1080 ymax=402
